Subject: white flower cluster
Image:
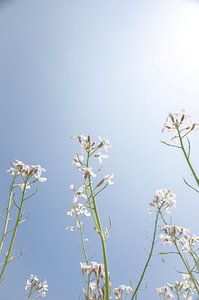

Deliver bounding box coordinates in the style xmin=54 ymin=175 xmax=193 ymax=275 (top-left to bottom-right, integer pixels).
xmin=7 ymin=160 xmax=47 ymax=183
xmin=160 ymin=224 xmax=189 ymax=246
xmin=80 ymin=261 xmax=104 ymax=277
xmin=156 ymin=285 xmax=175 ymax=299
xmin=67 ymin=203 xmax=91 ymax=218
xmin=149 ymin=189 xmax=176 ymax=214
xmin=162 ymin=109 xmax=199 ymax=139
xmin=157 ymin=274 xmax=199 ymax=300
xmin=72 ymin=134 xmax=111 ymax=154
xmin=81 ymin=262 xmax=105 ymax=299
xmin=159 ymin=224 xmax=199 ymax=252
xmin=25 ymin=274 xmax=48 ymax=299
xmin=113 ymin=284 xmax=134 ymax=300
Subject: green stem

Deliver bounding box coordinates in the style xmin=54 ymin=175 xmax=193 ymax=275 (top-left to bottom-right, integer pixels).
xmin=177 ymin=128 xmax=199 ymax=187
xmin=131 ymin=209 xmax=161 ymax=299
xmin=88 ymin=179 xmax=110 ymax=300
xmin=174 ymin=240 xmax=199 ymax=294
xmin=86 ymin=150 xmax=110 ymax=300
xmin=76 ymin=215 xmax=89 ymax=264
xmin=0 ymin=178 xmax=28 ymax=283
xmin=0 ymin=175 xmax=17 ymax=252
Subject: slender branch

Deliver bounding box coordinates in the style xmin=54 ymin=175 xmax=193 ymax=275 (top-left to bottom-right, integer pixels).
xmin=0 ymin=178 xmax=28 ymax=283
xmin=131 ymin=208 xmax=161 ymax=299
xmin=0 ymin=175 xmax=17 ymax=253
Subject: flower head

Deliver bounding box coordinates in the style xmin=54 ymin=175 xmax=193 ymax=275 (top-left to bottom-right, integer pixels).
xmin=7 ymin=160 xmax=47 ymax=183
xmin=162 ymin=109 xmax=199 ymax=141
xmin=25 ymin=274 xmax=48 ymax=298
xmin=149 ymin=189 xmax=176 ymax=214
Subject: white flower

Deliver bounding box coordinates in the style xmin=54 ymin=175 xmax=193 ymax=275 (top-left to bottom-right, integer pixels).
xmin=69 ymin=185 xmax=87 ymax=203
xmin=162 ymin=109 xmax=199 ymax=140
xmin=7 ymin=160 xmax=47 ymax=183
xmin=14 ymin=182 xmax=31 ymax=191
xmin=67 ymin=203 xmax=90 ymax=217
xmin=156 ymin=285 xmax=174 ymax=299
xmin=98 ymin=137 xmax=111 ymax=151
xmin=72 ymin=154 xmax=84 ymax=170
xmin=25 ymin=274 xmax=48 ymax=298
xmin=113 ymin=284 xmax=134 ymax=299
xmin=149 ymin=189 xmax=176 ymax=214
xmin=94 ymin=152 xmax=108 ymax=165
xmin=160 ymin=224 xmax=190 ymax=247
xmin=82 ymin=166 xmax=96 ymax=178
xmin=104 ymin=174 xmax=114 ymax=185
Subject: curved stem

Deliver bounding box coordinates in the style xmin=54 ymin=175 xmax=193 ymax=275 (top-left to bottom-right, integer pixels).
xmin=177 ymin=128 xmax=199 ymax=187
xmin=131 ymin=209 xmax=161 ymax=299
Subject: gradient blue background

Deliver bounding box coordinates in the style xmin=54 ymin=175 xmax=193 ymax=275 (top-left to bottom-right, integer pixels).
xmin=0 ymin=0 xmax=199 ymax=299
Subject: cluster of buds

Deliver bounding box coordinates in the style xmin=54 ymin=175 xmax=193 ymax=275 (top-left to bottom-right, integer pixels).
xmin=7 ymin=160 xmax=47 ymax=184
xmin=25 ymin=274 xmax=48 ymax=299
xmin=148 ymin=189 xmax=176 ymax=214
xmin=157 ymin=274 xmax=199 ymax=299
xmin=113 ymin=284 xmax=134 ymax=300
xmin=81 ymin=262 xmax=105 ymax=299
xmin=72 ymin=134 xmax=111 ymax=154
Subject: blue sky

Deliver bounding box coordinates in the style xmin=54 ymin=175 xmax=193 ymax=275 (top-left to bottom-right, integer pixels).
xmin=0 ymin=0 xmax=199 ymax=299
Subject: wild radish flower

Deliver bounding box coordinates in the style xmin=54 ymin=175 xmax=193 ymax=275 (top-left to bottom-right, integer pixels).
xmin=98 ymin=136 xmax=111 ymax=151
xmin=160 ymin=224 xmax=190 ymax=246
xmin=80 ymin=261 xmax=104 ymax=277
xmin=25 ymin=274 xmax=48 ymax=299
xmin=156 ymin=285 xmax=175 ymax=299
xmin=69 ymin=184 xmax=87 ymax=203
xmin=14 ymin=182 xmax=31 ymax=191
xmin=67 ymin=203 xmax=91 ymax=217
xmin=113 ymin=284 xmax=134 ymax=299
xmin=82 ymin=166 xmax=96 ymax=178
xmin=162 ymin=109 xmax=199 ymax=140
xmin=94 ymin=151 xmax=108 ymax=165
xmin=148 ymin=189 xmax=176 ymax=213
xmin=7 ymin=160 xmax=47 ymax=183
xmin=72 ymin=154 xmax=84 ymax=170
xmin=157 ymin=275 xmax=198 ymax=300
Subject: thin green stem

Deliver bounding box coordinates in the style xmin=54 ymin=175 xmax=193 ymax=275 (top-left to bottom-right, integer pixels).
xmin=86 ymin=150 xmax=110 ymax=300
xmin=131 ymin=208 xmax=161 ymax=300
xmin=0 ymin=178 xmax=28 ymax=283
xmin=174 ymin=240 xmax=199 ymax=294
xmin=88 ymin=179 xmax=110 ymax=300
xmin=76 ymin=214 xmax=89 ymax=264
xmin=177 ymin=128 xmax=199 ymax=187
xmin=0 ymin=175 xmax=17 ymax=252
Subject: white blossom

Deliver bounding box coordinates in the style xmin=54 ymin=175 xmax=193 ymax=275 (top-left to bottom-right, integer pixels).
xmin=162 ymin=109 xmax=199 ymax=140
xmin=25 ymin=274 xmax=48 ymax=298
xmin=149 ymin=189 xmax=176 ymax=214
xmin=7 ymin=160 xmax=47 ymax=182
xmin=98 ymin=137 xmax=111 ymax=151
xmin=113 ymin=284 xmax=134 ymax=300
xmin=156 ymin=285 xmax=175 ymax=299
xmin=67 ymin=203 xmax=91 ymax=217
xmin=94 ymin=152 xmax=108 ymax=165
xmin=69 ymin=185 xmax=87 ymax=203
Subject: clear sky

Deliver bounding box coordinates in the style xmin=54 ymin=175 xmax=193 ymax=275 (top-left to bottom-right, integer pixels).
xmin=0 ymin=0 xmax=199 ymax=299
